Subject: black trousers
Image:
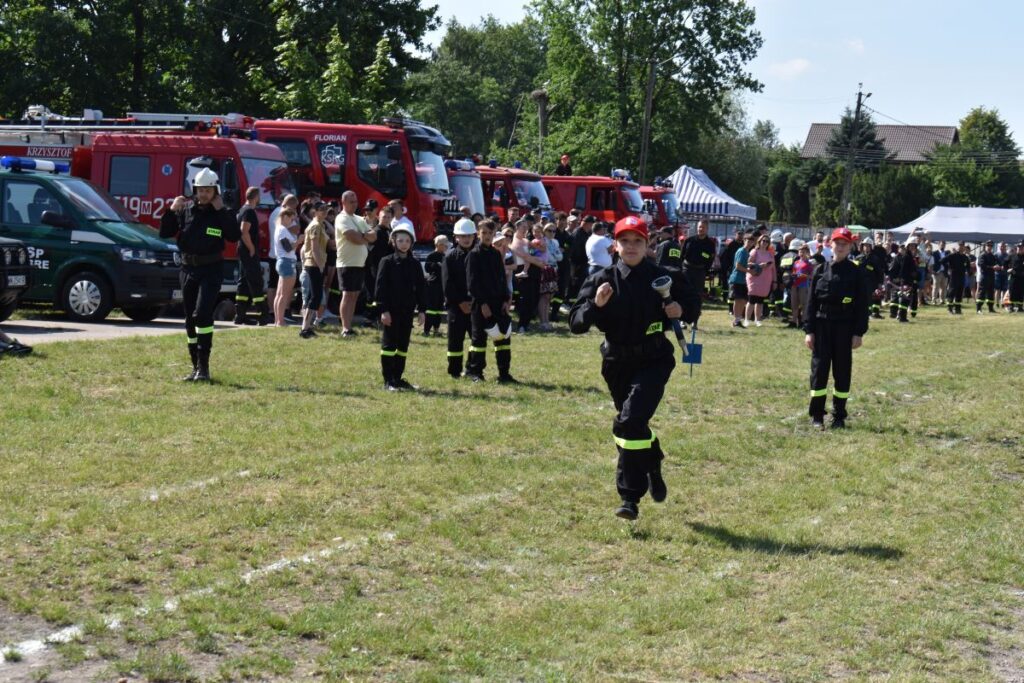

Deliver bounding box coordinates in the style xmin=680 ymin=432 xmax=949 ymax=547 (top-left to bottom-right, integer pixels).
xmin=302 ymin=266 xmax=324 ymax=311
xmin=1009 ymin=276 xmax=1024 ymax=309
xmin=424 ymin=281 xmax=445 ymax=333
xmin=551 ymin=260 xmax=571 ymax=319
xmin=809 ymin=319 xmax=854 ymax=420
xmin=570 ymin=263 xmax=589 ymax=302
xmin=380 ymin=313 xmax=414 ymax=382
xmin=681 ymin=266 xmax=705 ymax=321
xmin=467 ymin=302 xmax=511 ymax=378
xmin=181 ymin=262 xmax=222 ymax=354
xmin=601 ymin=354 xmax=674 ymax=503
xmin=947 ymin=277 xmax=965 ymax=310
xmin=234 ymin=254 xmax=267 ymax=320
xmin=977 ymin=279 xmax=995 ymax=311
xmin=516 ymin=269 xmax=540 ymax=329
xmin=446 ymin=306 xmax=471 ymax=376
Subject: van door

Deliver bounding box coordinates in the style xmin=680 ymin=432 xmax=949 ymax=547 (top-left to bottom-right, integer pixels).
xmin=0 ymin=178 xmax=76 ymax=300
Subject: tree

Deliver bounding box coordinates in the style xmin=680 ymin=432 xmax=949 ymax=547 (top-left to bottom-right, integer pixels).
xmin=826 ymin=106 xmax=889 ymax=169
xmin=525 ymin=0 xmax=763 ymax=176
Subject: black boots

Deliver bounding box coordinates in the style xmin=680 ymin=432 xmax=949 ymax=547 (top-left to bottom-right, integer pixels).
xmin=182 ymin=345 xmax=199 ymax=381
xmin=193 ymin=349 xmax=211 ymax=382
xmin=615 ymin=501 xmax=639 ymax=520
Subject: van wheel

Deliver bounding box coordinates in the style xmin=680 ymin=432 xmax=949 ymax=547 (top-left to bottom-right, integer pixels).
xmin=213 ymin=299 xmax=235 ymax=321
xmin=122 ymin=305 xmax=164 ymax=323
xmin=61 ymin=271 xmax=113 ymax=322
xmin=0 ymin=299 xmax=16 ymax=323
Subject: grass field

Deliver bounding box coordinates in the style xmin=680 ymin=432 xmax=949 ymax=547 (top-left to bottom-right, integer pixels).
xmin=1 ymin=303 xmax=1023 ymax=682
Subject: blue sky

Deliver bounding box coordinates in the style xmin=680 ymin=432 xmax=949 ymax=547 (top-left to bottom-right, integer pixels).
xmin=424 ymin=0 xmax=1024 ymax=150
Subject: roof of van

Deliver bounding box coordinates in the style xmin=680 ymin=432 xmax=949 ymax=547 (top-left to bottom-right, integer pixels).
xmin=475 ymin=165 xmax=542 ymax=181
xmin=544 ymin=175 xmax=639 ymax=188
xmin=253 ymin=120 xmax=398 ymax=137
xmin=92 ymin=134 xmax=284 ymax=159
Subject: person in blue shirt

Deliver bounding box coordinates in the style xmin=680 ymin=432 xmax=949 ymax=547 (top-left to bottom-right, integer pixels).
xmin=728 ymin=233 xmax=755 ymax=327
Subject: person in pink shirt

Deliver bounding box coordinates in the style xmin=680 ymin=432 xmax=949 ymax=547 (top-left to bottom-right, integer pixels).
xmin=790 ymin=242 xmax=814 ymax=327
xmin=745 ymin=234 xmax=776 ymax=327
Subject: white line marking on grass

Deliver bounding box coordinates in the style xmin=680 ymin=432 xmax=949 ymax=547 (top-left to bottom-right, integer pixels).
xmin=1 ymin=531 xmax=396 ymax=668
xmin=146 ymin=470 xmax=252 ymax=502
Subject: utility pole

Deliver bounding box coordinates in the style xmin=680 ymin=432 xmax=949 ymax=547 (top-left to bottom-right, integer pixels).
xmin=840 ymin=84 xmax=870 ymax=225
xmin=638 ymin=59 xmax=657 ymax=184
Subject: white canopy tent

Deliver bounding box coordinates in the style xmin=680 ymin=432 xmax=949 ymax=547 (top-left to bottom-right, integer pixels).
xmin=666 ymin=165 xmax=757 ymax=220
xmin=889 ymin=206 xmax=1024 ymax=243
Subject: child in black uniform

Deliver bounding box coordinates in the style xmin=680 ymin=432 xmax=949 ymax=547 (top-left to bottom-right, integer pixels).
xmin=423 ymin=235 xmax=448 ymax=336
xmin=466 ymin=220 xmax=517 ymax=384
xmin=570 ymin=216 xmax=699 ymax=520
xmin=375 ymin=225 xmax=426 ymax=391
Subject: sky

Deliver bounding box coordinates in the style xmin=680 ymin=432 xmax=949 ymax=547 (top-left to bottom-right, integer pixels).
xmin=423 ymin=0 xmax=1024 ymax=149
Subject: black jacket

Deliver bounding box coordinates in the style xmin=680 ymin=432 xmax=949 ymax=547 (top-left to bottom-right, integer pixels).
xmin=466 ymin=243 xmax=509 ymax=304
xmin=978 ymin=252 xmax=998 ymax=284
xmin=569 ymin=258 xmax=699 ymax=360
xmin=569 ymin=229 xmax=591 ymax=267
xmin=940 ymin=251 xmax=971 ymax=281
xmin=681 ymin=235 xmax=716 ymax=269
xmin=655 ymin=239 xmax=682 ymax=272
xmin=425 ymin=250 xmax=444 ymax=283
xmin=803 ymin=258 xmax=871 ymax=336
xmin=375 ymin=252 xmax=426 ymax=317
xmin=864 ymin=245 xmax=889 ymax=286
xmin=1009 ymin=253 xmax=1024 ymax=278
xmin=442 ymin=244 xmax=473 ymax=306
xmin=159 ymin=202 xmax=239 ymax=256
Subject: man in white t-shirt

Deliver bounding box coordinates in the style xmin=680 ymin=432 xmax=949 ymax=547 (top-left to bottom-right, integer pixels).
xmin=389 ymin=198 xmax=415 ymax=238
xmin=585 ymin=222 xmax=615 ymax=274
xmin=335 ymin=190 xmax=377 ymax=336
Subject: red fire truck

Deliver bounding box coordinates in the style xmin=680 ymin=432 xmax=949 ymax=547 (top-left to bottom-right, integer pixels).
xmin=444 ymin=159 xmax=485 ymax=218
xmin=639 ymin=179 xmax=683 ymax=230
xmin=0 ymin=109 xmax=295 ymax=308
xmin=476 ymin=162 xmax=552 ymax=223
xmin=543 ymin=169 xmax=650 ymax=224
xmin=252 ymin=117 xmax=460 ymax=249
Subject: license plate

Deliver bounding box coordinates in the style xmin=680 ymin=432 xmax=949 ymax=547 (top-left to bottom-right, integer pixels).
xmin=172 ymin=289 xmax=182 ymax=301
xmin=7 ymin=275 xmax=26 ymax=287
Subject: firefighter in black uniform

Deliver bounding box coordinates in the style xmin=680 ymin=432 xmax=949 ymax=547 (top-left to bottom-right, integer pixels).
xmin=976 ymin=240 xmax=1000 ymax=314
xmin=893 ymin=240 xmax=920 ymax=322
xmin=375 ymin=225 xmax=426 ymax=391
xmin=423 ymin=235 xmax=447 ymax=336
xmin=778 ymin=238 xmax=800 ymax=325
xmin=940 ymin=242 xmax=971 ymax=314
xmin=466 ymin=219 xmax=517 ymax=384
xmin=863 ymin=237 xmax=889 ymax=318
xmin=442 ymin=218 xmax=477 ymax=378
xmin=233 ymin=186 xmax=271 ymax=326
xmin=160 ymin=168 xmax=240 ymax=382
xmin=569 ymin=215 xmax=596 ymax=301
xmin=803 ymin=227 xmax=871 ymax=430
xmin=570 ymin=216 xmax=700 ymax=520
xmin=654 ymin=226 xmax=682 ymax=273
xmin=680 ymin=219 xmax=715 ymax=326
xmin=1008 ymin=242 xmax=1024 ymax=312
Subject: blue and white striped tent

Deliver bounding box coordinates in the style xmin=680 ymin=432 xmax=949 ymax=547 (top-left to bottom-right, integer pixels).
xmin=666 ymin=165 xmax=756 ymax=220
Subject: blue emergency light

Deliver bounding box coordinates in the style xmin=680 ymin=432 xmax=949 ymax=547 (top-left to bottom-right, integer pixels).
xmin=513 ymin=160 xmax=522 ymax=169
xmin=444 ymin=159 xmax=474 ymax=172
xmin=0 ymin=156 xmax=70 ymax=174
xmin=488 ymin=159 xmax=498 ymax=168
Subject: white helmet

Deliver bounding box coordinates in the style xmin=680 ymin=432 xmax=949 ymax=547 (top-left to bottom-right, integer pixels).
xmin=192 ymin=167 xmax=221 ymax=193
xmin=789 ymin=239 xmax=805 ymax=251
xmin=391 ymin=225 xmax=415 ymax=241
xmin=453 ymin=218 xmax=476 ymax=236
xmin=862 ymin=237 xmax=874 ymax=246
xmin=770 ymin=229 xmax=784 ymax=242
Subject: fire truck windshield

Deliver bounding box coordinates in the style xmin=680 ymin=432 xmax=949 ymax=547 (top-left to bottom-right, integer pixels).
xmin=242 ymin=158 xmax=297 ymax=207
xmin=411 ymin=148 xmax=450 ymax=194
xmin=621 ymin=186 xmax=645 ymax=213
xmin=511 ymin=179 xmax=550 ymax=209
xmin=661 ymin=192 xmax=679 ymax=222
xmin=449 ymin=174 xmax=485 ymax=215
xmin=61 ymin=178 xmax=138 ymax=222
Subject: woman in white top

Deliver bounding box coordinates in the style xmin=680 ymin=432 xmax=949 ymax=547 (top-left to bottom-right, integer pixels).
xmin=273 ymin=207 xmax=300 ymax=326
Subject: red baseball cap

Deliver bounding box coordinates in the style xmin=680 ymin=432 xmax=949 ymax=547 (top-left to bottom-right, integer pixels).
xmin=614 ymin=216 xmax=648 ymax=240
xmin=831 ymin=227 xmax=856 ymax=243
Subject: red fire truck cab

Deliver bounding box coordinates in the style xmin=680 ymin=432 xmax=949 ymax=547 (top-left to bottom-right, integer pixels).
xmin=543 ymin=170 xmax=650 ymax=225
xmin=476 ymin=162 xmax=552 ymax=223
xmin=639 ymin=179 xmax=682 ymax=230
xmin=253 ymin=117 xmax=459 ymax=247
xmin=444 ymin=159 xmax=485 ymax=219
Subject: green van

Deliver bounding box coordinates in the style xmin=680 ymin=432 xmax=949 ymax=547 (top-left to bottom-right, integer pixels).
xmin=0 ymin=157 xmax=180 ymax=322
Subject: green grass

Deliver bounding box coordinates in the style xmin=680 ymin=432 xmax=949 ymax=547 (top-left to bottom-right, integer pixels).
xmin=1 ymin=304 xmax=1023 ymax=681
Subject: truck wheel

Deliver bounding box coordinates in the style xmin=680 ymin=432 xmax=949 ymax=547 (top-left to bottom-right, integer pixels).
xmin=0 ymin=299 xmax=16 ymax=323
xmin=122 ymin=305 xmax=164 ymax=323
xmin=61 ymin=271 xmax=113 ymax=322
xmin=213 ymin=298 xmax=236 ymax=321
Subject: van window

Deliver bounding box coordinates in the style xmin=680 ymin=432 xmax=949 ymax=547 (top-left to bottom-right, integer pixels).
xmin=574 ymin=186 xmax=586 ymax=209
xmin=3 ymin=180 xmax=64 ymax=225
xmin=357 ymin=139 xmax=404 ymax=195
xmin=109 ymin=156 xmax=150 ymax=196
xmin=591 ymin=188 xmax=616 ymax=212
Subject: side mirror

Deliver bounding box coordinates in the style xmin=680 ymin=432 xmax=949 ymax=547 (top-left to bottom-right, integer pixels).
xmin=41 ymin=210 xmax=74 ymax=229
xmin=386 ymin=144 xmax=403 ymax=162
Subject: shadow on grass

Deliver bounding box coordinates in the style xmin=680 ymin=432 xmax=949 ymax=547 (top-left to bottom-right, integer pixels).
xmin=221 ymin=381 xmax=365 ymax=399
xmin=515 ymin=379 xmax=606 ymax=395
xmin=687 ymin=522 xmax=904 ymax=561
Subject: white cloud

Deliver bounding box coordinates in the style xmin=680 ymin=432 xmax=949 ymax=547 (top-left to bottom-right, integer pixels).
xmin=768 ymin=58 xmax=811 ymax=80
xmin=846 ymin=38 xmax=865 ymax=55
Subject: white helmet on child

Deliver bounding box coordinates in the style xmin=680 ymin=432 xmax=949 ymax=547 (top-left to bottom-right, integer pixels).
xmin=391 ymin=225 xmax=415 ymax=241
xmin=453 ymin=218 xmax=476 ymax=236
xmin=192 ymin=168 xmax=220 ymax=193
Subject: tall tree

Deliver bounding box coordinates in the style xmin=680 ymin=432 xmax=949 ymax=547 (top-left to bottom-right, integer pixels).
xmin=826 ymin=106 xmax=889 ymax=169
